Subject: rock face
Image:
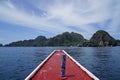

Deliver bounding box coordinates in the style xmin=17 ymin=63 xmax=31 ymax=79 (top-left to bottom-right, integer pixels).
xmin=90 ymin=30 xmax=116 ymax=46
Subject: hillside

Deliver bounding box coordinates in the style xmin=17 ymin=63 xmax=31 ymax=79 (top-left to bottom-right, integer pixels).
xmin=5 ymin=32 xmax=85 ymax=47
xmin=5 ymin=36 xmax=47 ymax=47
xmin=45 ymin=32 xmax=85 ymax=46
xmin=0 ymin=43 xmax=3 ymax=47
xmin=83 ymin=30 xmax=117 ymax=47
xmin=116 ymin=40 xmax=120 ymax=46
xmin=4 ymin=30 xmax=120 ymax=47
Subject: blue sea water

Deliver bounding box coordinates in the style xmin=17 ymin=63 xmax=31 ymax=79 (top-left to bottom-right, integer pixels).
xmin=0 ymin=47 xmax=120 ymax=80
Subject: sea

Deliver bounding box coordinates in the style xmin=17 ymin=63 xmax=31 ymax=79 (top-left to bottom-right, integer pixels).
xmin=0 ymin=47 xmax=120 ymax=80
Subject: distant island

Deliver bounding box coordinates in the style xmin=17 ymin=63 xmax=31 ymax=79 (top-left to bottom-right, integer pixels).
xmin=0 ymin=43 xmax=3 ymax=47
xmin=3 ymin=30 xmax=120 ymax=47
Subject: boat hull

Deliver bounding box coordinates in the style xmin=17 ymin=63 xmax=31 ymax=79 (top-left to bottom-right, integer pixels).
xmin=25 ymin=50 xmax=99 ymax=80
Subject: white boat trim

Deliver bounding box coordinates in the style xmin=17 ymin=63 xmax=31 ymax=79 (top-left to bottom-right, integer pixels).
xmin=62 ymin=50 xmax=99 ymax=80
xmin=25 ymin=50 xmax=99 ymax=80
xmin=25 ymin=50 xmax=56 ymax=80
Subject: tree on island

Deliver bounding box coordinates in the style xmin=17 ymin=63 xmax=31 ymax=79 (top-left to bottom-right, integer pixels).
xmin=89 ymin=30 xmax=116 ymax=46
xmin=4 ymin=30 xmax=120 ymax=47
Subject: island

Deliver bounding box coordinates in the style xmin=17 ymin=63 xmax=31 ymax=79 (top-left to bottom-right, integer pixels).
xmin=4 ymin=30 xmax=120 ymax=47
xmin=0 ymin=43 xmax=3 ymax=47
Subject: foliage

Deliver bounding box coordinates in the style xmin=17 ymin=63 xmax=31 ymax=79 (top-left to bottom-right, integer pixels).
xmin=5 ymin=36 xmax=47 ymax=47
xmin=4 ymin=30 xmax=120 ymax=47
xmin=5 ymin=32 xmax=85 ymax=47
xmin=116 ymin=40 xmax=120 ymax=46
xmin=89 ymin=30 xmax=117 ymax=46
xmin=45 ymin=32 xmax=85 ymax=46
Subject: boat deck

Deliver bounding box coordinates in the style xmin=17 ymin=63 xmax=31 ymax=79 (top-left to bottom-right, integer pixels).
xmin=30 ymin=51 xmax=94 ymax=80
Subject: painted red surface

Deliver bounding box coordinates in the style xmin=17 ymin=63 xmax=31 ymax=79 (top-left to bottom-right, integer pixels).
xmin=31 ymin=51 xmax=93 ymax=80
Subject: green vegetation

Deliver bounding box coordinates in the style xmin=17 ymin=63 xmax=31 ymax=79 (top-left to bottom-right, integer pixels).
xmin=5 ymin=36 xmax=47 ymax=47
xmin=4 ymin=30 xmax=120 ymax=47
xmin=116 ymin=40 xmax=120 ymax=46
xmin=5 ymin=32 xmax=85 ymax=47
xmin=85 ymin=30 xmax=117 ymax=47
xmin=45 ymin=32 xmax=85 ymax=46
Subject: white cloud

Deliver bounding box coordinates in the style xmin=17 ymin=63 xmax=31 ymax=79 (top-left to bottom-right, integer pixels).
xmin=0 ymin=0 xmax=120 ymax=39
xmin=107 ymin=0 xmax=120 ymax=32
xmin=0 ymin=1 xmax=70 ymax=33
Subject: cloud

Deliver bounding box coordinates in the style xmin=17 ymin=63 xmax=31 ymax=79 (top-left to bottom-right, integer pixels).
xmin=107 ymin=0 xmax=120 ymax=32
xmin=0 ymin=0 xmax=120 ymax=39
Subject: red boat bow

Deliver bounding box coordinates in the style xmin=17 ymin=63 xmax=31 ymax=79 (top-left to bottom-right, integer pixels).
xmin=25 ymin=50 xmax=99 ymax=80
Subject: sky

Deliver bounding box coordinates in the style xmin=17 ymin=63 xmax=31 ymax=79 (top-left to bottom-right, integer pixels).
xmin=0 ymin=0 xmax=120 ymax=44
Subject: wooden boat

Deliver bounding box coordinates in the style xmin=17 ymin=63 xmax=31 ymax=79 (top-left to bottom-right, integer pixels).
xmin=25 ymin=50 xmax=99 ymax=80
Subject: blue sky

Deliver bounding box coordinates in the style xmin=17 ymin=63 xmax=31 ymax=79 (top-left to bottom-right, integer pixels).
xmin=0 ymin=0 xmax=120 ymax=44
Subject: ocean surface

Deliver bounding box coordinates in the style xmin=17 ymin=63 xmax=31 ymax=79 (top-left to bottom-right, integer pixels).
xmin=0 ymin=47 xmax=120 ymax=80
